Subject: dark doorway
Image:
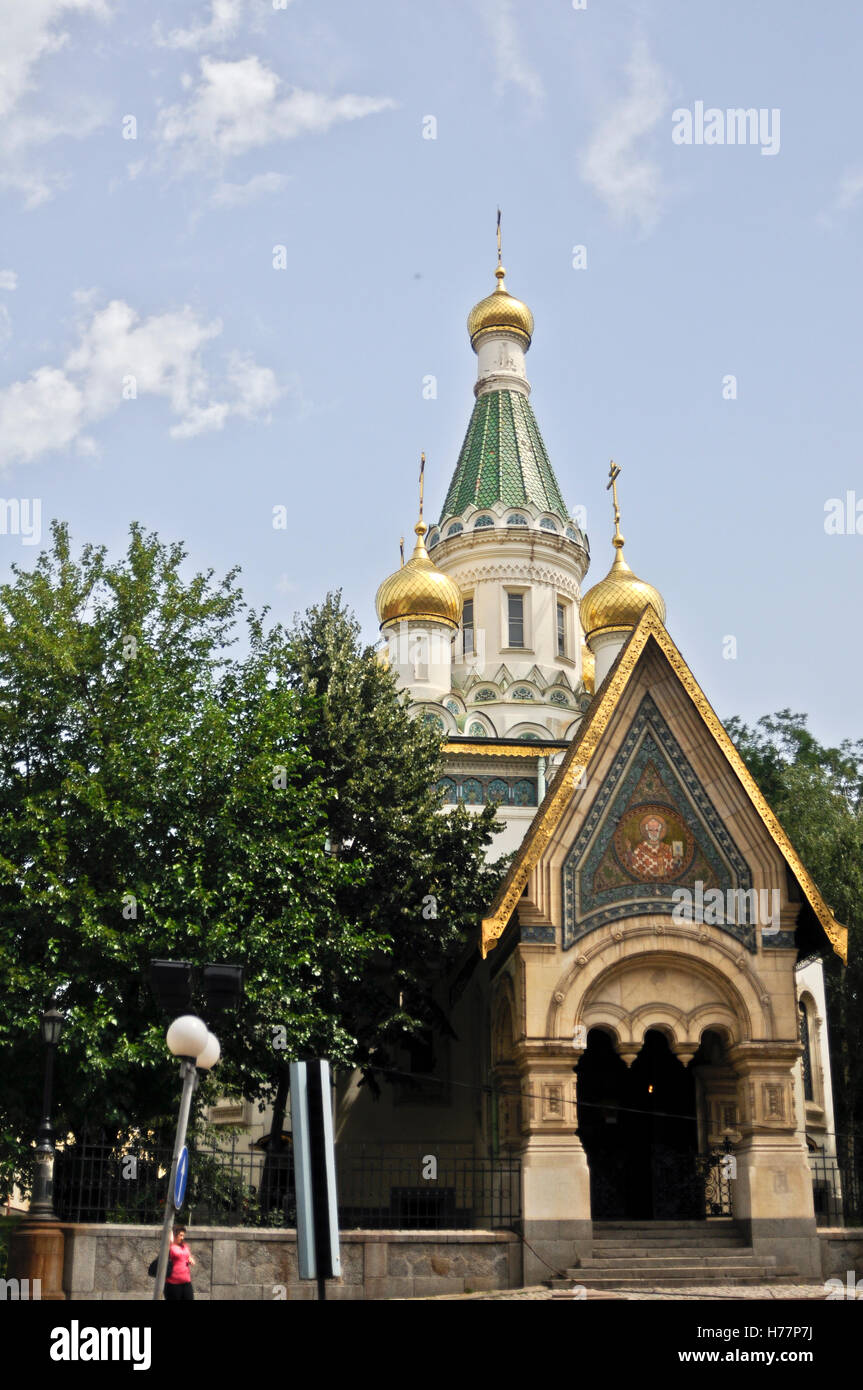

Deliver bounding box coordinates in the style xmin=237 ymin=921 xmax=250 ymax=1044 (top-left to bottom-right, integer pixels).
xmin=577 ymin=1028 xmax=700 ymax=1219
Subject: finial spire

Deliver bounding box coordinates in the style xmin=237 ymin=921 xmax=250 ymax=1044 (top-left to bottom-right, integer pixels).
xmin=607 ymin=459 xmax=624 ymax=549
xmin=495 ymin=208 xmax=505 ymax=285
xmin=419 ymin=452 xmax=425 ymax=524
xmin=399 ymin=536 xmax=404 ymax=567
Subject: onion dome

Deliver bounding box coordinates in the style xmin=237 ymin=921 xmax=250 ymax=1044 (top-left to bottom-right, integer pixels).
xmin=580 ymin=534 xmax=665 ymax=643
xmin=580 ymin=643 xmax=595 ymax=695
xmin=467 ymin=265 xmax=534 ymax=350
xmin=375 ymin=521 xmax=463 ymax=629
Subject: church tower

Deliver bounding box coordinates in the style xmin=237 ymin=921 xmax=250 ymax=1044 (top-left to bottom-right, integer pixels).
xmin=374 ymin=241 xmax=595 ymax=854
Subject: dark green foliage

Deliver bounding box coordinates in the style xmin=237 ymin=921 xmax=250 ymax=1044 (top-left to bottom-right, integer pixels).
xmin=0 ymin=530 xmax=506 ymax=1196
xmin=725 ymin=709 xmax=863 ymax=1134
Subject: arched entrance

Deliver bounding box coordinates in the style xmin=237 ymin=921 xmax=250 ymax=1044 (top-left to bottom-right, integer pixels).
xmin=577 ymin=1028 xmax=707 ymax=1219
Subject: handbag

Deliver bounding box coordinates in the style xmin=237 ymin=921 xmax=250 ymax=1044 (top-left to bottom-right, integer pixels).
xmin=148 ymin=1250 xmax=175 ymax=1278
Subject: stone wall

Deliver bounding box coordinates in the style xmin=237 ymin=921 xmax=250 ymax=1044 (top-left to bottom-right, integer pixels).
xmin=818 ymin=1229 xmax=863 ymax=1282
xmin=61 ymin=1225 xmax=522 ymax=1300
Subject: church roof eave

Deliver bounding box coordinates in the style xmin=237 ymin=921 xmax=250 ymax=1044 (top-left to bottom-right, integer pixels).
xmin=480 ymin=607 xmax=849 ymax=964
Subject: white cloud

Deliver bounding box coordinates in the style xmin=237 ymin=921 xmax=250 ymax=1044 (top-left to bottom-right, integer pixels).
xmin=209 ymin=170 xmax=289 ymax=207
xmin=0 ymin=0 xmax=111 ymax=205
xmin=156 ymin=55 xmax=395 ymax=171
xmin=0 ymin=271 xmax=18 ymax=291
xmin=0 ymin=0 xmax=110 ymax=121
xmin=579 ymin=39 xmax=669 ymax=234
xmin=476 ymin=0 xmax=543 ymax=112
xmin=0 ymin=297 xmax=285 ymax=469
xmin=0 ymin=366 xmax=86 ymax=465
xmin=154 ymin=0 xmax=250 ymax=51
xmin=0 ymin=306 xmax=12 ymax=351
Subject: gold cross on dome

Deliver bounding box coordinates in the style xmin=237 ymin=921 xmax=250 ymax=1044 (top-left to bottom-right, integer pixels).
xmin=496 ymin=208 xmax=502 ymax=267
xmin=419 ymin=452 xmax=425 ymax=523
xmin=606 ymin=459 xmax=624 ymax=547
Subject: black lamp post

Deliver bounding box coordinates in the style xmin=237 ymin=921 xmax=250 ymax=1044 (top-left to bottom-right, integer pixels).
xmin=30 ymin=1002 xmax=64 ymax=1221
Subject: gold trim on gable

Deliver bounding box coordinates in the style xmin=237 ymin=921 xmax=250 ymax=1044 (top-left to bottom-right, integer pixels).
xmin=480 ymin=608 xmax=848 ymax=963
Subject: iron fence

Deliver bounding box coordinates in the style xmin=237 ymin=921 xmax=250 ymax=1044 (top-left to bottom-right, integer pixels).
xmin=810 ymin=1136 xmax=862 ymax=1227
xmin=51 ymin=1132 xmax=521 ymax=1232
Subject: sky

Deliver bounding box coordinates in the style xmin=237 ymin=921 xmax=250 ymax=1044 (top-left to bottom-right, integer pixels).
xmin=0 ymin=0 xmax=861 ymax=748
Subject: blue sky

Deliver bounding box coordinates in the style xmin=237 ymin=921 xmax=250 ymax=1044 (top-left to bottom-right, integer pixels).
xmin=1 ymin=0 xmax=861 ymax=746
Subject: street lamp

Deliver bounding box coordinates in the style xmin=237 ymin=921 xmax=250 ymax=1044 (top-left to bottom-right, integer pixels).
xmin=30 ymin=1001 xmax=64 ymax=1221
xmin=152 ymin=1016 xmax=220 ymax=1300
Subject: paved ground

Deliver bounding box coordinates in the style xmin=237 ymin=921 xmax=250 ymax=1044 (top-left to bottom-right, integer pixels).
xmin=406 ymin=1283 xmax=840 ymax=1300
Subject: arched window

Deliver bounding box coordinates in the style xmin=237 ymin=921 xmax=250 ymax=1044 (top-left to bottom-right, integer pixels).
xmin=799 ymin=1000 xmax=813 ymax=1102
xmin=474 ymin=515 xmax=494 ymax=529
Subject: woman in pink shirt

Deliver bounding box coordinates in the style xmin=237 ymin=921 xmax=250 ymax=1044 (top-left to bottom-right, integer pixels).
xmin=164 ymin=1225 xmax=196 ymax=1301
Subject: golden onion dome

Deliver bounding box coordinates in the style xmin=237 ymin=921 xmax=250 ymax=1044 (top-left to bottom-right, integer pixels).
xmin=375 ymin=521 xmax=463 ymax=629
xmin=467 ymin=265 xmax=534 ymax=349
xmin=580 ymin=643 xmax=595 ymax=695
xmin=580 ymin=536 xmax=666 ymax=644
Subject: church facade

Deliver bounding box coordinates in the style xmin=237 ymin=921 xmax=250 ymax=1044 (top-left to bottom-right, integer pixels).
xmin=337 ymin=251 xmax=848 ymax=1283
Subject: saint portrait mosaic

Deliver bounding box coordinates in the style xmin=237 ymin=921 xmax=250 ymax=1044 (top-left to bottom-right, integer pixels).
xmin=562 ymin=696 xmax=755 ymax=951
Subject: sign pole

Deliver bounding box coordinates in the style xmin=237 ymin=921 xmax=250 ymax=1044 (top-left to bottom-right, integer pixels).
xmin=152 ymin=1058 xmax=198 ymax=1301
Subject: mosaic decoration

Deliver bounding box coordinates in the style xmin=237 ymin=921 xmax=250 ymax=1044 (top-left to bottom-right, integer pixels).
xmin=513 ymin=779 xmax=537 ymax=806
xmin=539 ymin=518 xmax=558 ymax=531
xmin=562 ymin=694 xmax=754 ymax=950
xmin=422 ymin=713 xmax=445 ymax=733
xmin=462 ymin=777 xmax=483 ymax=804
xmin=521 ymin=924 xmax=556 ymax=943
xmin=436 ymin=778 xmax=457 ymax=803
xmin=427 ymin=530 xmax=439 ymax=548
xmin=475 ymin=688 xmax=497 ymax=701
xmin=444 ymin=699 xmax=460 ymax=715
xmin=549 ymin=690 xmax=570 ymax=706
xmin=512 ymin=687 xmax=533 ymax=700
xmin=507 ymin=514 xmax=528 ymax=526
xmin=468 ymin=721 xmax=487 ymax=736
xmin=434 ymin=776 xmax=538 ymax=807
xmin=565 ymin=526 xmax=579 ymax=540
xmin=519 ymin=732 xmax=540 ymax=741
xmin=474 ymin=515 xmax=494 ymax=528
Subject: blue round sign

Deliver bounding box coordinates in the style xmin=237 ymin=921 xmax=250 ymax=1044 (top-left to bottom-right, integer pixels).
xmin=173 ymin=1146 xmax=189 ymax=1210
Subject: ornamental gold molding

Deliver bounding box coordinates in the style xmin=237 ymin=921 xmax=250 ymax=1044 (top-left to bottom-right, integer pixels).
xmin=443 ymin=740 xmax=564 ymax=758
xmin=480 ymin=607 xmax=848 ymax=963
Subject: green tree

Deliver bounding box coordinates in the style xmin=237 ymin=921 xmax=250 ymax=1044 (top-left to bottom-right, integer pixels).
xmin=281 ymin=592 xmax=510 ymax=1081
xmin=0 ymin=523 xmax=370 ymax=1195
xmin=0 ymin=533 xmax=507 ymax=1197
xmin=725 ymin=710 xmax=863 ymax=1135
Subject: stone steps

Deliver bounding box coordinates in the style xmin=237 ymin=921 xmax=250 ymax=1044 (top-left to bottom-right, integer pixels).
xmin=550 ymin=1267 xmax=798 ymax=1290
xmin=580 ymin=1253 xmax=773 ymax=1269
xmin=547 ymin=1221 xmax=800 ymax=1290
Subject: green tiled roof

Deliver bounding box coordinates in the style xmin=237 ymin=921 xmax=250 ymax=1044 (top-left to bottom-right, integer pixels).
xmin=440 ymin=390 xmax=569 ymax=523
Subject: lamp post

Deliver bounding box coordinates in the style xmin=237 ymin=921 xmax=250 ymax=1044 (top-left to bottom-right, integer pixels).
xmin=30 ymin=1003 xmax=64 ymax=1221
xmin=152 ymin=1016 xmax=220 ymax=1301
xmin=7 ymin=1000 xmax=67 ymax=1298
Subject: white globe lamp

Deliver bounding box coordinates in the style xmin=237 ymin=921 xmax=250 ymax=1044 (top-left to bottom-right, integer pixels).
xmin=166 ymin=1014 xmax=208 ymax=1060
xmin=196 ymin=1032 xmax=221 ymax=1071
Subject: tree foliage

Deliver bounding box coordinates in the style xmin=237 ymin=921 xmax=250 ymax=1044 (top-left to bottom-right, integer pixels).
xmin=725 ymin=709 xmax=863 ymax=1134
xmin=0 ymin=529 xmax=507 ymax=1194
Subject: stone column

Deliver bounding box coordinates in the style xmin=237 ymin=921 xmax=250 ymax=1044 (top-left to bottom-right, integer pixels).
xmin=518 ymin=1046 xmax=592 ymax=1284
xmin=728 ymin=1041 xmax=821 ymax=1277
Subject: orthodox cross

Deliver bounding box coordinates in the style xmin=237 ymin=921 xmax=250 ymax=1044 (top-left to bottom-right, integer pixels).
xmin=607 ymin=459 xmax=624 ymax=546
xmin=419 ymin=451 xmax=425 ymax=524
